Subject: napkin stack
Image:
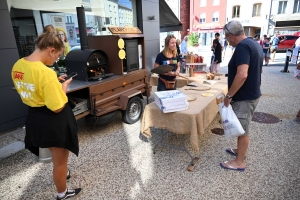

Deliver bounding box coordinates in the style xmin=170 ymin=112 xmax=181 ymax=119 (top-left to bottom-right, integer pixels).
xmin=154 ymin=90 xmax=189 ymax=113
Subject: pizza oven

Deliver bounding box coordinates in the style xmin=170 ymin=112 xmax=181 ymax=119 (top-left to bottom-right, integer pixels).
xmin=65 ymin=49 xmax=109 ymax=81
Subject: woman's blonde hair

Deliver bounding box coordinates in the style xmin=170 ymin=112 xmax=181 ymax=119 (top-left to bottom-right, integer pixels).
xmin=176 ymin=39 xmax=181 ymax=46
xmin=56 ymin=27 xmax=68 ymax=43
xmin=162 ymin=35 xmax=177 ymax=58
xmin=35 ymin=32 xmax=64 ymax=51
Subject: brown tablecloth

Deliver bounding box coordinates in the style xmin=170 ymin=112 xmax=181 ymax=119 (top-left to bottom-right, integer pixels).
xmin=150 ymin=73 xmax=213 ymax=88
xmin=141 ymin=76 xmax=228 ymax=152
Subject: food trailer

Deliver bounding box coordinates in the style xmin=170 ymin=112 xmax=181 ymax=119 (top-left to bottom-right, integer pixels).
xmin=65 ymin=7 xmax=151 ymax=125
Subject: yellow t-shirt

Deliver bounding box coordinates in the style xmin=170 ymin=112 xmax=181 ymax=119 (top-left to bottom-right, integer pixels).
xmin=11 ymin=58 xmax=68 ymax=111
xmin=64 ymin=42 xmax=71 ymax=57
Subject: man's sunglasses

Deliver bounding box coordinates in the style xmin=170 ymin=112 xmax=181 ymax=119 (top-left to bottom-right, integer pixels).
xmin=223 ymin=24 xmax=233 ymax=36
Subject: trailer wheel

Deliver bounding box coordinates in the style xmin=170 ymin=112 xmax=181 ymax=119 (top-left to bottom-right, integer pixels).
xmin=122 ymin=96 xmax=143 ymax=124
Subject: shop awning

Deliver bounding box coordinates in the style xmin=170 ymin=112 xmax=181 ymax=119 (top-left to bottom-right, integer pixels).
xmin=159 ymin=0 xmax=182 ymax=32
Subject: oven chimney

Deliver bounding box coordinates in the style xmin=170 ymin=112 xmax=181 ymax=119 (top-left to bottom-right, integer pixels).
xmin=76 ymin=6 xmax=88 ymax=50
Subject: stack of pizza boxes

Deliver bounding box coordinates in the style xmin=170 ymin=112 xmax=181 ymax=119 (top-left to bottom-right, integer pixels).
xmin=154 ymin=90 xmax=189 ymax=113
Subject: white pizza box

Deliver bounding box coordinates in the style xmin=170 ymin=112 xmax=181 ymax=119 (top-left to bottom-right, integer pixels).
xmin=154 ymin=90 xmax=187 ymax=106
xmin=159 ymin=101 xmax=189 ymax=113
xmin=155 ymin=99 xmax=188 ymax=111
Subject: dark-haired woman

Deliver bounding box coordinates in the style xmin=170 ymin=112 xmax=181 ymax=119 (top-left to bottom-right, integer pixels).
xmin=154 ymin=35 xmax=180 ymax=91
xmin=11 ymin=32 xmax=81 ymax=200
xmin=210 ymin=39 xmax=222 ymax=74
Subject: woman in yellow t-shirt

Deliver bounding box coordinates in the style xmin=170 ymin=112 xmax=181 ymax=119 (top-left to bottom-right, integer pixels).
xmin=11 ymin=32 xmax=81 ymax=199
xmin=56 ymin=27 xmax=71 ymax=59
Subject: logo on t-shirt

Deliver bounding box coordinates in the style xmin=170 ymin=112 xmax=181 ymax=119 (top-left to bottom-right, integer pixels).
xmin=12 ymin=71 xmax=24 ymax=80
xmin=162 ymin=60 xmax=177 ymax=65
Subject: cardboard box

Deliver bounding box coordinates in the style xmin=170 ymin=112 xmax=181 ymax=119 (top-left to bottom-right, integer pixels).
xmin=185 ymin=55 xmax=194 ymax=63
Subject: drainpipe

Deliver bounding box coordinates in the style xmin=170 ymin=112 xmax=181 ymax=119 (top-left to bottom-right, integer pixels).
xmin=267 ymin=0 xmax=273 ymax=34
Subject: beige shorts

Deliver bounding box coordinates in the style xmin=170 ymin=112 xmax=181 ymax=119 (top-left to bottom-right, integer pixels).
xmin=231 ymin=98 xmax=260 ymax=135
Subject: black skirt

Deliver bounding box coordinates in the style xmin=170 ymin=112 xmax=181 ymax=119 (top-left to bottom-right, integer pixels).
xmin=25 ymin=103 xmax=79 ymax=156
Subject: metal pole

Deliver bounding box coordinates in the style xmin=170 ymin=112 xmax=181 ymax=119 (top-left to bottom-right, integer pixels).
xmin=281 ymin=49 xmax=292 ymax=73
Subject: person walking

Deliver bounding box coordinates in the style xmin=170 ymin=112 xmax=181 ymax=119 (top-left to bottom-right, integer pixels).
xmin=270 ymin=32 xmax=280 ymax=62
xmin=11 ymin=32 xmax=81 ymax=199
xmin=210 ymin=39 xmax=222 ymax=74
xmin=154 ymin=35 xmax=180 ymax=91
xmin=176 ymin=39 xmax=181 ymax=57
xmin=180 ymin=36 xmax=188 ymax=56
xmin=253 ymin=34 xmax=260 ymax=43
xmin=259 ymin=34 xmax=267 ymax=47
xmin=222 ymin=35 xmax=228 ymax=59
xmin=220 ymin=20 xmax=263 ymax=172
xmin=210 ymin=33 xmax=222 ymax=70
xmin=262 ymin=37 xmax=271 ymax=66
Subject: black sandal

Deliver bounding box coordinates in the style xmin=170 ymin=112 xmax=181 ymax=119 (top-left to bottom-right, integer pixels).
xmin=296 ymin=115 xmax=300 ymax=124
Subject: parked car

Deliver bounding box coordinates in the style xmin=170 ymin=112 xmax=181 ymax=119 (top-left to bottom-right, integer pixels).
xmin=276 ymin=35 xmax=299 ymax=52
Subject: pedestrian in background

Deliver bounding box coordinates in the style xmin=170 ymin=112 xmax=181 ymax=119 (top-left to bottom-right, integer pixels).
xmin=210 ymin=33 xmax=222 ymax=69
xmin=176 ymin=39 xmax=181 ymax=57
xmin=180 ymin=36 xmax=188 ymax=56
xmin=210 ymin=38 xmax=222 ymax=74
xmin=11 ymin=32 xmax=81 ymax=199
xmin=222 ymin=35 xmax=228 ymax=59
xmin=259 ymin=34 xmax=267 ymax=47
xmin=295 ymin=63 xmax=300 ymax=123
xmin=270 ymin=32 xmax=280 ymax=62
xmin=253 ymin=34 xmax=260 ymax=43
xmin=263 ymin=37 xmax=271 ymax=66
xmin=221 ymin=20 xmax=263 ymax=172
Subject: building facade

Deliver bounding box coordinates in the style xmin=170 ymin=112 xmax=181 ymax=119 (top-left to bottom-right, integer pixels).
xmin=190 ymin=0 xmax=227 ymax=45
xmin=0 ymin=0 xmax=167 ymax=132
xmin=226 ymin=0 xmax=272 ymax=36
xmin=269 ymin=0 xmax=300 ymax=35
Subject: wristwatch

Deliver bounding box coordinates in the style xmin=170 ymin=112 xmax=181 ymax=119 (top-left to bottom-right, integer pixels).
xmin=225 ymin=94 xmax=232 ymax=99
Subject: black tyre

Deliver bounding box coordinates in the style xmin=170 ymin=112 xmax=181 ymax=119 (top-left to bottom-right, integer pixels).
xmin=122 ymin=96 xmax=143 ymax=124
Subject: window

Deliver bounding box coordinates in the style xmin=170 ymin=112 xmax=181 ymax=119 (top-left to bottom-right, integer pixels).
xmin=212 ymin=0 xmax=220 ymax=6
xmin=85 ymin=15 xmax=89 ymax=24
xmin=278 ymin=1 xmax=287 ymax=14
xmin=82 ymin=0 xmax=90 ymax=3
xmin=293 ymin=0 xmax=300 ymax=13
xmin=212 ymin=12 xmax=219 ymax=22
xmin=200 ymin=13 xmax=206 ymax=23
xmin=200 ymin=0 xmax=206 ymax=7
xmin=252 ymin=3 xmax=261 ymax=17
xmin=109 ymin=5 xmax=112 ymax=12
xmin=66 ymin=15 xmax=73 ymax=23
xmin=232 ymin=6 xmax=240 ymax=18
xmin=110 ymin=17 xmax=112 ymax=24
xmin=115 ymin=18 xmax=117 ymax=25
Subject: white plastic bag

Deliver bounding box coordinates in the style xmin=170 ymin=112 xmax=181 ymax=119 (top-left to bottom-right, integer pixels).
xmin=218 ymin=102 xmax=245 ymax=139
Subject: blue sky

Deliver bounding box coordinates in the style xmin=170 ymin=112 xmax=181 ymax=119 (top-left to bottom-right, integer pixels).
xmin=118 ymin=0 xmax=132 ymax=9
